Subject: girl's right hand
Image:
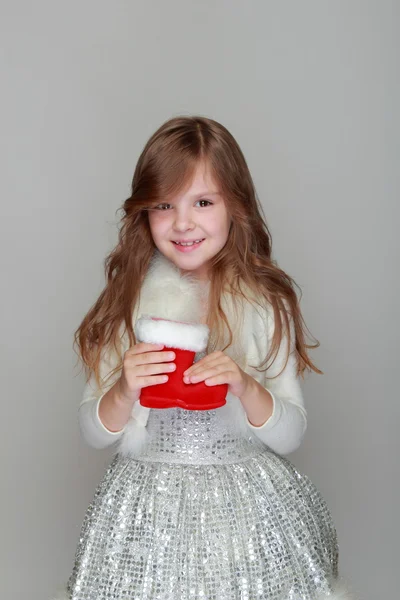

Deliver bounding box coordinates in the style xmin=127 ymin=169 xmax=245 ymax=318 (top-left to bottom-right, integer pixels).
xmin=116 ymin=342 xmax=176 ymax=405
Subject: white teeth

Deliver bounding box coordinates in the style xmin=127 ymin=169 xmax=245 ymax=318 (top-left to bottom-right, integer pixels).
xmin=175 ymin=239 xmax=203 ymax=246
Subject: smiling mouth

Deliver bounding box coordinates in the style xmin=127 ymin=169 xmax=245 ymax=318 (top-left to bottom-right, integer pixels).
xmin=171 ymin=239 xmax=206 ymax=252
xmin=172 ymin=238 xmax=205 ymax=246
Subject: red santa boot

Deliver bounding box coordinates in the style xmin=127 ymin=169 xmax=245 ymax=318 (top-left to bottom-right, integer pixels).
xmin=134 ymin=315 xmax=228 ymax=410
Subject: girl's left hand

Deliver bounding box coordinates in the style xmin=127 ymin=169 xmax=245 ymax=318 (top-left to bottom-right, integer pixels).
xmin=182 ymin=351 xmax=252 ymax=399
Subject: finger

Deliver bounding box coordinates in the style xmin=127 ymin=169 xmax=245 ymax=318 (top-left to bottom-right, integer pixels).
xmin=203 ymin=370 xmax=233 ymax=386
xmin=139 ymin=373 xmax=170 ymax=387
xmin=186 ymin=364 xmax=233 ymax=383
xmin=135 ymin=362 xmax=176 ymax=377
xmin=126 ymin=349 xmax=176 ymax=366
xmin=183 ymin=353 xmax=229 ymax=376
xmin=184 ymin=360 xmax=223 ymax=379
xmin=126 ymin=342 xmax=164 ymax=357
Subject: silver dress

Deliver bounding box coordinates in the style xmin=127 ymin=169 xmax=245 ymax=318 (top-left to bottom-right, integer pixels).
xmin=64 ymin=401 xmax=340 ymax=600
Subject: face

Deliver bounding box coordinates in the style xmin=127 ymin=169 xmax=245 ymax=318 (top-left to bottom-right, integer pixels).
xmin=148 ymin=161 xmax=231 ymax=281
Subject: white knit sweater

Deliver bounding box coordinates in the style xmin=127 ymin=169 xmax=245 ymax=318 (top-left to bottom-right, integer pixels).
xmin=78 ymin=251 xmax=307 ymax=456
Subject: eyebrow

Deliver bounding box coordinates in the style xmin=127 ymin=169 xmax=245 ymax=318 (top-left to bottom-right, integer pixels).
xmin=192 ymin=191 xmax=221 ymax=198
xmin=160 ymin=191 xmax=222 ymax=205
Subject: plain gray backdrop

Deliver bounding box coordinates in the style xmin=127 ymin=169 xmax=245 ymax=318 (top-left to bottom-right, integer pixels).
xmin=1 ymin=1 xmax=398 ymax=599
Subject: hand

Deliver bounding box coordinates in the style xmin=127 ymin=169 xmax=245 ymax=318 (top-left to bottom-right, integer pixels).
xmin=117 ymin=342 xmax=176 ymax=405
xmin=182 ymin=350 xmax=252 ymax=399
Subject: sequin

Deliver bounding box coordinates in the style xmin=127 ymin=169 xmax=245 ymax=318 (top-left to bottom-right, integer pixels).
xmin=63 ymin=405 xmax=341 ymax=599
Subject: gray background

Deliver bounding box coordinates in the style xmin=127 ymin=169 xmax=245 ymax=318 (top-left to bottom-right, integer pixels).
xmin=1 ymin=1 xmax=398 ymax=598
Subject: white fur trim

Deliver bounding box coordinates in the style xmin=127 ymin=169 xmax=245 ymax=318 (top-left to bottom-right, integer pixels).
xmin=134 ymin=315 xmax=209 ymax=352
xmin=316 ymin=578 xmax=357 ymax=599
xmin=114 ymin=400 xmax=151 ymax=457
xmin=131 ymin=397 xmax=151 ymax=427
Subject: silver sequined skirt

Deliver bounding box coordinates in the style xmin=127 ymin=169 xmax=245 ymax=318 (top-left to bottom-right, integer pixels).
xmin=57 ymin=404 xmax=348 ymax=600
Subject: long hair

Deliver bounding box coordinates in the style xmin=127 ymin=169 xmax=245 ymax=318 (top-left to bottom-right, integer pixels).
xmin=74 ymin=115 xmax=322 ymax=390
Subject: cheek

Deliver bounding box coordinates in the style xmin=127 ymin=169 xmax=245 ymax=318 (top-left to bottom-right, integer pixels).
xmin=218 ymin=212 xmax=231 ymax=235
xmin=148 ymin=216 xmax=166 ymax=237
xmin=148 ymin=220 xmax=156 ymax=238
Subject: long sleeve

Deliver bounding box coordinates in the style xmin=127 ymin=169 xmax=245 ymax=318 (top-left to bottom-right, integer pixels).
xmin=79 ymin=387 xmax=126 ymax=450
xmin=244 ymin=302 xmax=307 ymax=455
xmin=78 ymin=342 xmax=127 ymax=450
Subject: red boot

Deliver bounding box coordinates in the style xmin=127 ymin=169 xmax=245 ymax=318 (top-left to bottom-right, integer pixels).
xmin=135 ymin=315 xmax=227 ymax=410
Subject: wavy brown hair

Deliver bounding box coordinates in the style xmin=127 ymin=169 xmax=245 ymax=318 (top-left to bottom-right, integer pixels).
xmin=74 ymin=115 xmax=322 ymax=391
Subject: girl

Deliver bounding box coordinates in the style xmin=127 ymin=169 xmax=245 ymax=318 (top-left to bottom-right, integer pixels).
xmin=53 ymin=116 xmax=355 ymax=599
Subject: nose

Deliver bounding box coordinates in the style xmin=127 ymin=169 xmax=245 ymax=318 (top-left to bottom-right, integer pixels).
xmin=173 ymin=206 xmax=195 ymax=231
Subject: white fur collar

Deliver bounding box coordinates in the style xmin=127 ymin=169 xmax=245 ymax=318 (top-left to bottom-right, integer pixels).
xmin=135 ymin=249 xmax=210 ymax=323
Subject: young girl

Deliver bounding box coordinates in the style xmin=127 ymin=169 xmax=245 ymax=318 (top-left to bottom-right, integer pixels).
xmin=53 ymin=116 xmax=355 ymax=599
